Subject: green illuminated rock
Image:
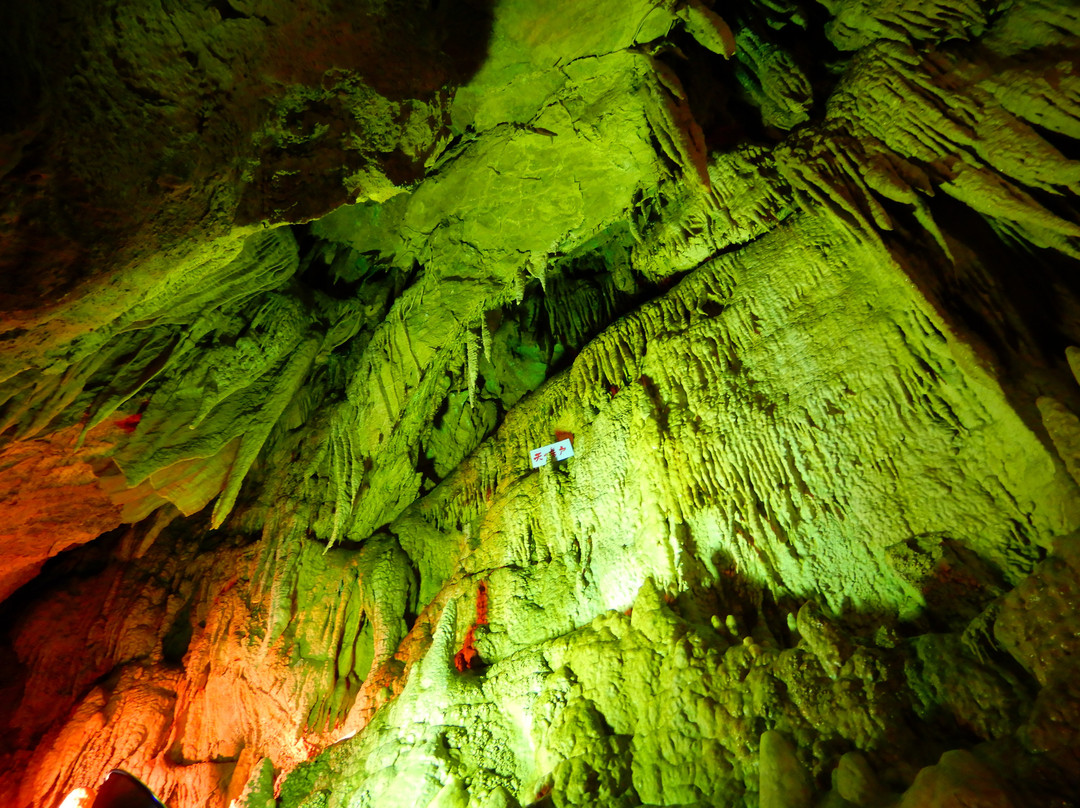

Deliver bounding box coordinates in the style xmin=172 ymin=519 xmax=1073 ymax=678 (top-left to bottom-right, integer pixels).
xmin=1 ymin=0 xmax=1080 ymax=807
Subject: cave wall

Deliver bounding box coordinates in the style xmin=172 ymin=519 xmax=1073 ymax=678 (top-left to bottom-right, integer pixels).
xmin=3 ymin=0 xmax=1080 ymax=807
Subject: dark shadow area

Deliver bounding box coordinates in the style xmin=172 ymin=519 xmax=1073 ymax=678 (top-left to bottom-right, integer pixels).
xmin=0 ymin=0 xmax=496 ymax=305
xmin=161 ymin=602 xmax=194 ymax=667
xmin=92 ymin=769 xmax=165 ymax=808
xmin=657 ymin=27 xmax=775 ymax=152
xmin=923 ymin=193 xmax=1080 ymax=368
xmin=0 ymin=525 xmax=127 ymax=620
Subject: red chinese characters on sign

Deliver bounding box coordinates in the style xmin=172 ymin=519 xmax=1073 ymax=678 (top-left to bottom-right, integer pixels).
xmin=528 ymin=438 xmax=575 ymax=468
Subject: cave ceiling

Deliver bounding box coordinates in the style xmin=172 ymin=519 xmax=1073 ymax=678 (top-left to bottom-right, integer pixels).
xmin=2 ymin=0 xmax=1080 ymax=806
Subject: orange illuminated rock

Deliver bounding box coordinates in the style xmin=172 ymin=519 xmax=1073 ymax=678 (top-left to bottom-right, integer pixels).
xmin=0 ymin=423 xmax=124 ymax=603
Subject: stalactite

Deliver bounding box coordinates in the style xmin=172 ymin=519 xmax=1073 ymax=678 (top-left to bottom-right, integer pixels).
xmin=466 ymin=329 xmax=479 ymax=410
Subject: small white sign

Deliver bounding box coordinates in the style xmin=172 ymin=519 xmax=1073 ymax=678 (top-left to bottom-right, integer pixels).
xmin=529 ymin=438 xmax=575 ymax=467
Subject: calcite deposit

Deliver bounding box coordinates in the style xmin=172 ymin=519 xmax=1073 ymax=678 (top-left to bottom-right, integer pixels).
xmin=2 ymin=0 xmax=1080 ymax=806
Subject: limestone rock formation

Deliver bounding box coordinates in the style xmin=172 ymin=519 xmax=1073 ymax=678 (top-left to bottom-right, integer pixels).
xmin=2 ymin=0 xmax=1080 ymax=807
